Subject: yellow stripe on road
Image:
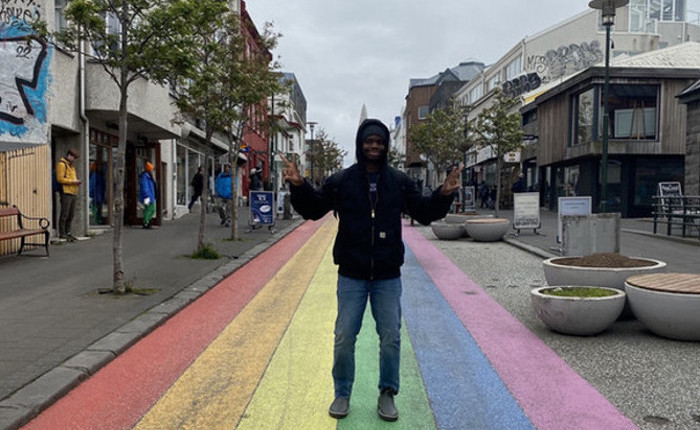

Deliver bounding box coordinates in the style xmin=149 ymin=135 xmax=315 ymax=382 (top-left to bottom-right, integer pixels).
xmin=237 ymin=242 xmax=339 ymax=430
xmin=134 ymin=218 xmax=337 ymax=430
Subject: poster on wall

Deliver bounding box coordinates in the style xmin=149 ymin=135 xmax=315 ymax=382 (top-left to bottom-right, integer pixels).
xmin=0 ymin=19 xmax=52 ymax=145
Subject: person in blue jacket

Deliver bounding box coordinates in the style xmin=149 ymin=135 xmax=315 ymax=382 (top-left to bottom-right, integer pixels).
xmin=139 ymin=161 xmax=157 ymax=229
xmin=215 ymin=163 xmax=233 ymax=226
xmin=280 ymin=118 xmax=462 ymax=422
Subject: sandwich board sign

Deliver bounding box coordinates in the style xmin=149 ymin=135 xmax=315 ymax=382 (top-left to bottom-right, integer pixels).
xmin=513 ymin=192 xmax=540 ymax=235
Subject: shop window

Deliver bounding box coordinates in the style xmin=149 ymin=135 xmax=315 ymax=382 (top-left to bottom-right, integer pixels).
xmin=573 ymin=88 xmax=596 ymax=146
xmin=606 ymin=85 xmax=658 ymax=140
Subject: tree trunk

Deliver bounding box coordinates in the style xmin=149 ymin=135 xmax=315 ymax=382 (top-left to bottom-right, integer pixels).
xmin=197 ymin=184 xmax=208 ymax=251
xmin=495 ymin=146 xmax=502 ymax=218
xmin=112 ymin=80 xmax=129 ymax=295
xmin=231 ymin=163 xmax=239 ymax=240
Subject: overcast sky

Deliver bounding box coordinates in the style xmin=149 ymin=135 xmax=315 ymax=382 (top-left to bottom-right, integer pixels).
xmin=247 ymin=1 xmax=700 ymax=166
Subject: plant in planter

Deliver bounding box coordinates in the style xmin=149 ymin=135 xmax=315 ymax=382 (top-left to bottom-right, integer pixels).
xmin=531 ymin=286 xmax=626 ymax=336
xmin=542 ymin=253 xmax=667 ymax=292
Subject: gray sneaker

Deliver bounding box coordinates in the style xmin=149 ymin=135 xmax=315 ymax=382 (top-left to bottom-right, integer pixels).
xmin=328 ymin=397 xmax=349 ymax=419
xmin=378 ymin=388 xmax=398 ymax=421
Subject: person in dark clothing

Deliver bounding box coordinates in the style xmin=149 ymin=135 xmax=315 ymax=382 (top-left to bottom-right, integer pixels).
xmin=280 ymin=118 xmax=461 ymax=422
xmin=249 ymin=167 xmax=263 ymax=191
xmin=512 ymin=172 xmax=526 ymax=193
xmin=478 ymin=180 xmax=488 ymax=209
xmin=188 ymin=166 xmax=204 ymax=212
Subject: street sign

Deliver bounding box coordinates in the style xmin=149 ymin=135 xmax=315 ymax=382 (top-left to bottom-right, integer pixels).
xmin=557 ymin=196 xmax=592 ymax=243
xmin=249 ymin=191 xmax=275 ymax=226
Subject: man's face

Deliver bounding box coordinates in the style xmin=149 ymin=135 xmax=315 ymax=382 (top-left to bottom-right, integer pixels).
xmin=362 ymin=135 xmax=386 ymax=162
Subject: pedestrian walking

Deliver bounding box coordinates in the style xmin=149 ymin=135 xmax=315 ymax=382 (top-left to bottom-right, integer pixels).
xmin=56 ymin=149 xmax=82 ymax=241
xmin=188 ymin=166 xmax=204 ymax=212
xmin=139 ymin=161 xmax=157 ymax=229
xmin=215 ymin=163 xmax=233 ymax=226
xmin=280 ymin=118 xmax=462 ymax=422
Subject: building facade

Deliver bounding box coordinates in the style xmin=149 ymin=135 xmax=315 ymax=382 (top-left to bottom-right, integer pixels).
xmin=532 ymin=43 xmax=700 ymax=217
xmin=0 ymin=0 xmax=275 ymax=255
xmin=452 ymin=3 xmax=700 ymax=213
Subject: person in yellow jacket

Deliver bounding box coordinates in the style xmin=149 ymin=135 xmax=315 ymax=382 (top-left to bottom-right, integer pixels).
xmin=56 ymin=149 xmax=82 ymax=241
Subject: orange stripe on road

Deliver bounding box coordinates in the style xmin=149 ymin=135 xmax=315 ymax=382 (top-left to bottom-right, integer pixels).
xmin=21 ymin=219 xmax=330 ymax=430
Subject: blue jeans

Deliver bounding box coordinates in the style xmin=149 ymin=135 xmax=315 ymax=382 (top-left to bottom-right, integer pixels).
xmin=332 ymin=274 xmax=402 ymax=398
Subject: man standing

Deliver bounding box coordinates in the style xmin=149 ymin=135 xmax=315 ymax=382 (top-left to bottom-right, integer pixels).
xmin=280 ymin=118 xmax=461 ymax=421
xmin=512 ymin=172 xmax=526 ymax=193
xmin=139 ymin=161 xmax=157 ymax=229
xmin=56 ymin=149 xmax=81 ymax=241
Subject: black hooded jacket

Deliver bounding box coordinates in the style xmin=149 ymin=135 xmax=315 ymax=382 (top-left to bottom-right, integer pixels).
xmin=289 ymin=118 xmax=454 ymax=280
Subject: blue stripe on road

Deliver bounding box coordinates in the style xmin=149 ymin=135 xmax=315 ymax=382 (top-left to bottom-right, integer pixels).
xmin=402 ymin=247 xmax=536 ymax=430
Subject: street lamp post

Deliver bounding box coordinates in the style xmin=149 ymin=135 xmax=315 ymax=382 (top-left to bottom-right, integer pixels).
xmin=589 ymin=0 xmax=628 ymax=213
xmin=307 ymin=121 xmax=317 ymax=184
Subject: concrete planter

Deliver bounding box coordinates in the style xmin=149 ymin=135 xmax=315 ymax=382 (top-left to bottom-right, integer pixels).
xmin=430 ymin=221 xmax=464 ymax=240
xmin=625 ymin=273 xmax=700 ymax=341
xmin=542 ymin=257 xmax=667 ymax=292
xmin=464 ymin=218 xmax=509 ymax=242
xmin=531 ymin=286 xmax=626 ymax=336
xmin=445 ymin=213 xmax=494 ymax=237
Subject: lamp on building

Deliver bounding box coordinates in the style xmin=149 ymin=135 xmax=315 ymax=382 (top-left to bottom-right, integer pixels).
xmin=307 ymin=121 xmax=317 ymax=184
xmin=589 ymin=0 xmax=629 ymax=213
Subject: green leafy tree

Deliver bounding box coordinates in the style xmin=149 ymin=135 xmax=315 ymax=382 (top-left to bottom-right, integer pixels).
xmin=472 ymin=88 xmax=523 ymax=216
xmin=53 ymin=0 xmax=223 ymax=294
xmin=409 ymin=97 xmax=471 ymax=182
xmin=194 ymin=17 xmax=283 ymax=241
xmin=387 ymin=146 xmax=405 ymax=169
xmin=308 ymin=129 xmax=346 ymax=183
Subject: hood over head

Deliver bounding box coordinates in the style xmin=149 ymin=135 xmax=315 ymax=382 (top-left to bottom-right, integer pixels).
xmin=355 ymin=118 xmax=390 ymax=169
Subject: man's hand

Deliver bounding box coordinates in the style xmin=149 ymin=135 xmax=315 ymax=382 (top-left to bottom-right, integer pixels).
xmin=278 ymin=152 xmax=304 ymax=186
xmin=440 ymin=163 xmax=464 ymax=196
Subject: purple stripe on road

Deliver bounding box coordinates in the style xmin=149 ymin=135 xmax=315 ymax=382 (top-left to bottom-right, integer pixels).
xmin=402 ymin=223 xmax=638 ymax=430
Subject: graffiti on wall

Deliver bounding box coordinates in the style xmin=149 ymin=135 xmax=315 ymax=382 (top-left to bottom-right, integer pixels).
xmin=526 ymin=40 xmax=603 ymax=82
xmin=0 ymin=1 xmax=51 ymax=144
xmin=503 ymin=40 xmax=604 ymax=99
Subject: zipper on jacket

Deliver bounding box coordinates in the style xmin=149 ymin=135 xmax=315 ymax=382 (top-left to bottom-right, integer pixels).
xmin=368 ymin=173 xmax=379 ymax=280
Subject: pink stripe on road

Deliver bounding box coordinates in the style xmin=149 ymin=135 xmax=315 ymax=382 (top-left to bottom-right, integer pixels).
xmin=402 ymin=223 xmax=638 ymax=430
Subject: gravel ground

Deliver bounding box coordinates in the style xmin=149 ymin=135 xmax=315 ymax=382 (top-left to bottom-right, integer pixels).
xmin=412 ymin=224 xmax=700 ymax=430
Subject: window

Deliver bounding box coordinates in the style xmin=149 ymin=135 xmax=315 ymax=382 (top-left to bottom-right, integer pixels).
xmin=55 ymin=0 xmax=68 ymax=31
xmin=469 ymin=85 xmax=482 ymax=104
xmin=487 ymin=74 xmax=500 ymax=92
xmin=506 ymin=56 xmax=522 ymax=81
xmin=418 ymin=105 xmax=429 ymax=120
xmin=573 ymin=88 xmax=596 ymax=146
xmin=606 ymin=85 xmax=658 ymax=140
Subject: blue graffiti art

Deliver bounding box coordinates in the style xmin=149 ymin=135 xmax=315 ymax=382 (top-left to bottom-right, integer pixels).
xmin=0 ymin=17 xmax=52 ymax=140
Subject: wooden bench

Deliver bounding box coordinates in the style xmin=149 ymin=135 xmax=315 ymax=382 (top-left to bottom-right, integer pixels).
xmin=0 ymin=206 xmax=50 ymax=256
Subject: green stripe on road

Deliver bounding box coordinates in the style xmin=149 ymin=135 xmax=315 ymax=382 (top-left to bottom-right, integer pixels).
xmin=339 ymin=305 xmax=436 ymax=429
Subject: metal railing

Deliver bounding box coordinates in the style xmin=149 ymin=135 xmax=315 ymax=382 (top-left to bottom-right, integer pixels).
xmin=652 ymin=195 xmax=700 ymax=238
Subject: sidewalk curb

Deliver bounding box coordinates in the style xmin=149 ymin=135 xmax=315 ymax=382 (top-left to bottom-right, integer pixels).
xmin=0 ymin=219 xmax=304 ymax=430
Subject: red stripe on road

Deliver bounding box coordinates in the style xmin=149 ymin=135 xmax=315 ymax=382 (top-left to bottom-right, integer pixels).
xmin=22 ymin=220 xmax=324 ymax=430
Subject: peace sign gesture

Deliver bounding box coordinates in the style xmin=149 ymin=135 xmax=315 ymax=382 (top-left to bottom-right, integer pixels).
xmin=278 ymin=152 xmax=304 ymax=186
